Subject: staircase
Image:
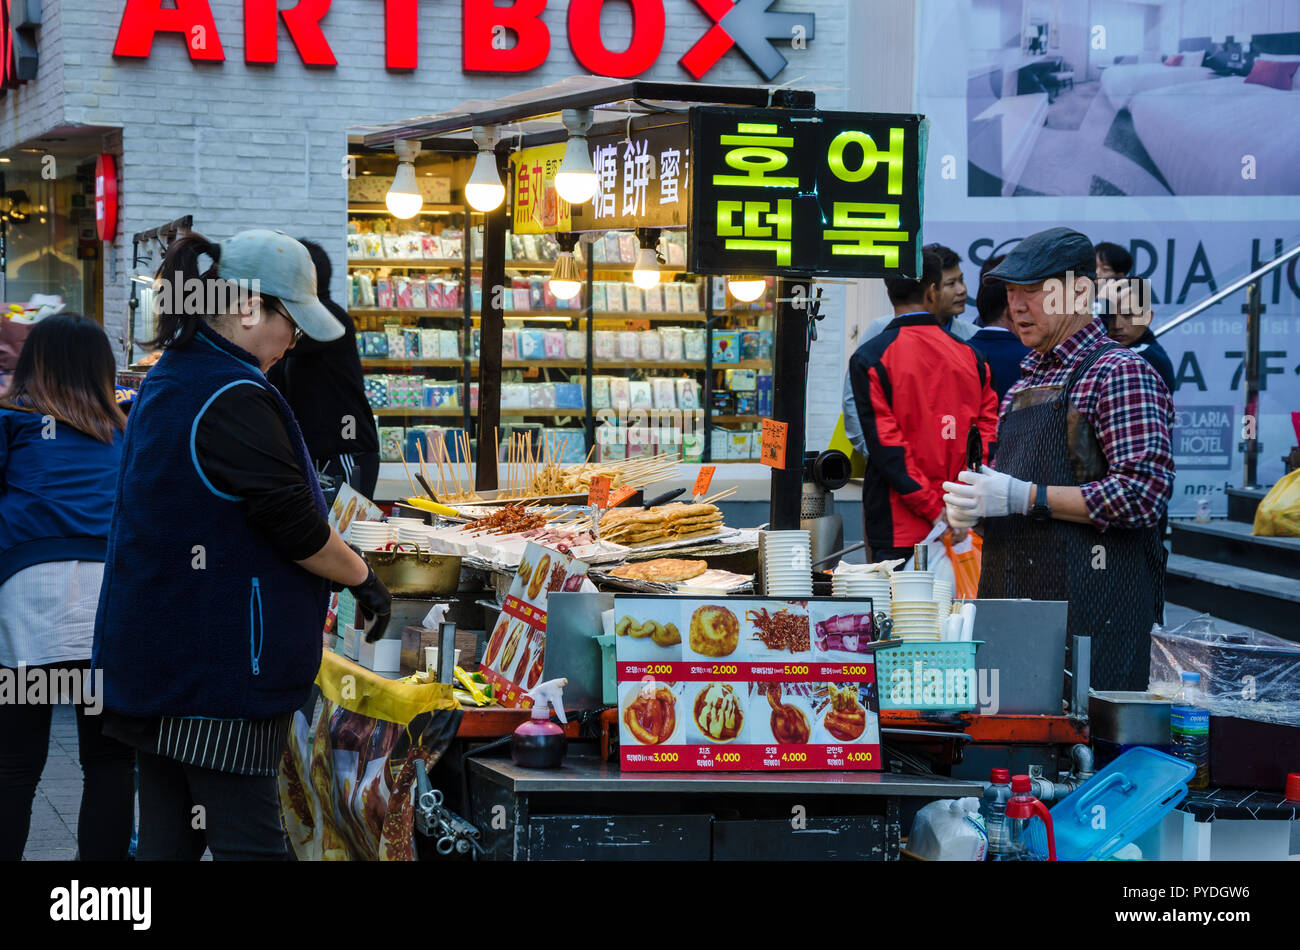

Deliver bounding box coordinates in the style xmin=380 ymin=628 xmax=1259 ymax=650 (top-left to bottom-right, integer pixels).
xmin=1165 ymin=493 xmax=1300 ymax=642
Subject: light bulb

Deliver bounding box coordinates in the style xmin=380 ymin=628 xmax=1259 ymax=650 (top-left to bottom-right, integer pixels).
xmin=555 ymin=136 xmax=597 ymax=205
xmin=386 ymin=160 xmax=423 ymax=219
xmin=632 ymin=247 xmax=660 ymax=290
xmin=549 ymin=251 xmax=583 ymax=300
xmin=464 ymin=149 xmax=505 ymax=212
xmin=728 ymin=275 xmax=767 ymax=303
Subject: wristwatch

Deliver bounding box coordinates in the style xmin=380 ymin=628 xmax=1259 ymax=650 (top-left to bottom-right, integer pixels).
xmin=1029 ymin=483 xmax=1052 ymax=522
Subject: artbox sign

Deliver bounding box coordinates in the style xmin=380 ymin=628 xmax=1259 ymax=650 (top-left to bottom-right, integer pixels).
xmin=112 ymin=0 xmax=814 ymax=81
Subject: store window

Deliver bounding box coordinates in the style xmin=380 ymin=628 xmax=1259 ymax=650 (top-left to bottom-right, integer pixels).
xmin=1 ymin=151 xmax=100 ymax=319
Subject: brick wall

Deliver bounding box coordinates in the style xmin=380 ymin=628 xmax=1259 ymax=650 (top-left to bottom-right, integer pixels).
xmin=2 ymin=0 xmax=854 ymax=446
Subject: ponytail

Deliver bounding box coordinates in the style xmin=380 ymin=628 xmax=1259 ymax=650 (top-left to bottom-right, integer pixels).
xmin=146 ymin=233 xmax=223 ymax=349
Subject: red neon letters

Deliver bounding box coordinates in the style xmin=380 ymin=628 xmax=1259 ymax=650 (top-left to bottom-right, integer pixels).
xmin=462 ymin=0 xmax=550 ymax=74
xmin=113 ymin=0 xmax=225 ymax=61
xmin=245 ymin=0 xmax=336 ymax=66
xmin=566 ymin=0 xmax=665 ymax=78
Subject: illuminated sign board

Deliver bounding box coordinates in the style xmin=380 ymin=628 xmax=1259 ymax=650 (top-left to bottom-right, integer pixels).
xmin=689 ymin=107 xmax=928 ymax=279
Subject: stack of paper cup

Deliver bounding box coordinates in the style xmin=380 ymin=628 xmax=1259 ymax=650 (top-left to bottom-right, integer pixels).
xmin=890 ymin=570 xmax=938 ymax=639
xmin=761 ymin=530 xmax=812 ymax=597
xmin=933 ymin=579 xmax=953 ymax=618
xmin=891 ymin=600 xmax=941 ymax=640
xmin=832 ymin=573 xmax=891 ymax=613
xmin=349 ymin=520 xmax=395 ymax=551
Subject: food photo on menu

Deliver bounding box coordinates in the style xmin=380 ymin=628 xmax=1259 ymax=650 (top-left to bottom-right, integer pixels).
xmin=620 ymin=680 xmax=683 ymax=746
xmin=683 ymin=603 xmax=741 ymax=661
xmin=743 ymin=602 xmax=813 ymax=661
xmin=612 ymin=599 xmax=684 ymax=661
xmin=686 ymin=682 xmax=748 ymax=745
xmin=812 ymin=682 xmax=880 ymax=746
xmin=807 ymin=600 xmax=882 ymax=663
xmin=751 ymin=682 xmax=815 ymax=745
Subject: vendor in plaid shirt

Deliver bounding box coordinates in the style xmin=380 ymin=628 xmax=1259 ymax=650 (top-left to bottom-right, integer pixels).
xmin=942 ymin=227 xmax=1174 ymax=691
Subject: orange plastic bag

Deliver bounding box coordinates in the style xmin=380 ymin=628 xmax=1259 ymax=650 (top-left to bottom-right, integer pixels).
xmin=942 ymin=531 xmax=983 ymax=600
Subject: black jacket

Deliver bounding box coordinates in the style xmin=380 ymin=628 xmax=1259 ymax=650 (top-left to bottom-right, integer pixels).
xmin=267 ymin=243 xmax=379 ymax=459
xmin=1131 ymin=330 xmax=1176 ymax=396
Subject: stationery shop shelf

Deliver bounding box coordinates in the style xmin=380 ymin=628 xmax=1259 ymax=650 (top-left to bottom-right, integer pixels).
xmin=348 ymin=259 xmax=465 ymax=268
xmin=712 ymin=415 xmax=763 ymax=425
xmin=361 ymin=358 xmax=771 ymax=371
xmin=351 ymin=309 xmax=706 ymax=322
xmin=353 ymin=308 xmax=465 ymax=317
xmin=372 ymin=408 xmax=586 ymax=419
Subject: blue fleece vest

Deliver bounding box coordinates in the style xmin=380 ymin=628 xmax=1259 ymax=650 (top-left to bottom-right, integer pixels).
xmin=92 ymin=324 xmax=329 ymax=719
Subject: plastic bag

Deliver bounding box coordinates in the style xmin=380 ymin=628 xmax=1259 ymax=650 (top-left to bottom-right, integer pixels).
xmin=942 ymin=531 xmax=983 ymax=600
xmin=1149 ymin=613 xmax=1300 ymax=727
xmin=907 ymin=798 xmax=988 ymax=861
xmin=1253 ymin=469 xmax=1300 ymax=537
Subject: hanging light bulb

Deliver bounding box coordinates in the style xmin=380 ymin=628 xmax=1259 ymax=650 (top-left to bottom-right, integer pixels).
xmin=632 ymin=228 xmax=662 ymax=291
xmin=465 ymin=126 xmax=505 ymax=212
xmin=385 ymin=139 xmax=424 ymax=219
xmin=554 ymin=108 xmax=597 ymax=205
xmin=728 ymin=275 xmax=767 ymax=303
xmin=548 ymin=251 xmax=583 ymax=301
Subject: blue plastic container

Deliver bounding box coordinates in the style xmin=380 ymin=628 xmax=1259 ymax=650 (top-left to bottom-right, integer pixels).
xmin=1027 ymin=746 xmax=1195 ymax=860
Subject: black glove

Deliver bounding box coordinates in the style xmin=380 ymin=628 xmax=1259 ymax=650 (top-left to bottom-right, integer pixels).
xmin=346 ymin=548 xmax=392 ymax=643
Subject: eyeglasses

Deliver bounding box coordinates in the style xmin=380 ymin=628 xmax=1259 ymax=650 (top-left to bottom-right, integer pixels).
xmin=267 ymin=301 xmax=302 ymax=343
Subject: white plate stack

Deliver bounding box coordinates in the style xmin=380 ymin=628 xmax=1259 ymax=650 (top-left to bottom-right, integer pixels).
xmin=933 ymin=579 xmax=954 ymax=619
xmin=395 ymin=522 xmax=433 ymax=551
xmin=349 ymin=520 xmax=395 ymax=551
xmin=890 ymin=570 xmax=939 ymax=640
xmin=761 ymin=530 xmax=812 ymax=597
xmin=832 ymin=573 xmax=891 ymax=613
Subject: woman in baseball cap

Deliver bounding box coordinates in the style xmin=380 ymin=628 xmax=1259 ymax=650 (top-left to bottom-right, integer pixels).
xmin=93 ymin=230 xmax=391 ymax=860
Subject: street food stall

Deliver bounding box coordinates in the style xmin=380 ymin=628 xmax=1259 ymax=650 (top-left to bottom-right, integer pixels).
xmin=287 ymin=78 xmax=1299 ymax=863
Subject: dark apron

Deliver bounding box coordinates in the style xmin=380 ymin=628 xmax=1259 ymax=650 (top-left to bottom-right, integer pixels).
xmin=979 ymin=343 xmax=1166 ymax=691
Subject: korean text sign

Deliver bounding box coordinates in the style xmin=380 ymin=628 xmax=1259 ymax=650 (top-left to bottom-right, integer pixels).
xmin=689 ymin=108 xmax=928 ymax=278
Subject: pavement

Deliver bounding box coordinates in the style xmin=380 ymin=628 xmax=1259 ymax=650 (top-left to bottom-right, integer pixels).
xmin=14 ymin=603 xmax=1274 ymax=860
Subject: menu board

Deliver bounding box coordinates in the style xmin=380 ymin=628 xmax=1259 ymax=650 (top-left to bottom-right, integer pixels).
xmin=615 ymin=596 xmax=882 ymax=772
xmin=480 ymin=542 xmax=590 ymax=708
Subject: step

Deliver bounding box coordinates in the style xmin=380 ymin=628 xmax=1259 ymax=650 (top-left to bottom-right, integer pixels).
xmin=1164 ymin=553 xmax=1300 ymax=642
xmin=1170 ymin=519 xmax=1300 ymax=581
xmin=1225 ymin=486 xmax=1268 ymax=524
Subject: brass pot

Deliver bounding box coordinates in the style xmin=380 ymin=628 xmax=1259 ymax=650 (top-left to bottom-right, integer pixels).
xmin=363 ymin=547 xmax=463 ymax=596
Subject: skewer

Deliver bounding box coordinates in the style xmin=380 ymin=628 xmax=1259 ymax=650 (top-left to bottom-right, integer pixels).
xmin=699 ymin=486 xmax=738 ymax=506
xmin=445 ymin=439 xmax=462 ymax=498
xmin=400 ymin=454 xmax=421 ymax=498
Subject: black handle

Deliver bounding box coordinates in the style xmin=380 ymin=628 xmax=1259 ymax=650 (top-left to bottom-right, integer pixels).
xmin=643 ymin=488 xmax=685 ymax=509
xmin=415 ymin=470 xmax=437 ymax=500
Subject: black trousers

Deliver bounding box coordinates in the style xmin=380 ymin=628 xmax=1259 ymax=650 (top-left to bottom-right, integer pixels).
xmin=316 ymin=450 xmax=380 ymax=507
xmin=135 ymin=751 xmax=290 ymax=861
xmin=0 ymin=662 xmax=136 ymax=861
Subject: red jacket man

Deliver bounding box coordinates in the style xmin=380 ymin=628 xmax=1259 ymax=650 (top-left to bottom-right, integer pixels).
xmin=847 ymin=249 xmax=999 ymax=560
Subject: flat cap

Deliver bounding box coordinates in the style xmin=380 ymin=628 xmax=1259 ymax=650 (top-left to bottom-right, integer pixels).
xmin=983 ymin=227 xmax=1096 ymax=285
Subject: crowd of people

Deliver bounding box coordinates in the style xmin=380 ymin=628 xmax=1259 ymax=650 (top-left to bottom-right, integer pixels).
xmin=842 ymin=226 xmax=1176 ymax=694
xmin=0 ymin=230 xmax=391 ymax=861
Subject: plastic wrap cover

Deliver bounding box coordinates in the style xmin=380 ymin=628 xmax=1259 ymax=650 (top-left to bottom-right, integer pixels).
xmin=1149 ymin=614 xmax=1300 ymax=727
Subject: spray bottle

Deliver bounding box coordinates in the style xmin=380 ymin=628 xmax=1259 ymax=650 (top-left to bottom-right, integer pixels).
xmin=511 ymin=677 xmax=568 ymax=769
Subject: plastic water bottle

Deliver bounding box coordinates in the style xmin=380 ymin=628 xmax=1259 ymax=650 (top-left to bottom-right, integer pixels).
xmin=991 ymin=775 xmax=1056 ymax=861
xmin=1170 ymin=671 xmax=1210 ymax=789
xmin=980 ymin=768 xmax=1013 ymax=859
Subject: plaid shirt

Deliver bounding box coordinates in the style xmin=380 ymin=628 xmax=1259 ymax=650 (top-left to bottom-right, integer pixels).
xmin=1000 ymin=320 xmax=1175 ymax=532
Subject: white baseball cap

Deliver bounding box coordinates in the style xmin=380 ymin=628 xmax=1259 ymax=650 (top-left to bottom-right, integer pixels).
xmin=217 ymin=229 xmax=344 ymax=341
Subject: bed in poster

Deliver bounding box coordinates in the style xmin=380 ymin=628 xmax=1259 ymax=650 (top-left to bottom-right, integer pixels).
xmin=614 ymin=596 xmax=883 ymax=772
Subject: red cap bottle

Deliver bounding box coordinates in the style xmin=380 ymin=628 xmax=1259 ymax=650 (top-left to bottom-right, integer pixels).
xmin=991 ymin=768 xmax=1011 ymax=784
xmin=1285 ymin=772 xmax=1300 ymax=802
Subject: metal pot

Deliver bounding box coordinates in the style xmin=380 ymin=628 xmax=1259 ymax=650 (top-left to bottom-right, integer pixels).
xmin=363 ymin=547 xmax=463 ymax=596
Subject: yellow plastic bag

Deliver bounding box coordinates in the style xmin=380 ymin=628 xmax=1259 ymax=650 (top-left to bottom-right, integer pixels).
xmin=1253 ymin=469 xmax=1300 ymax=537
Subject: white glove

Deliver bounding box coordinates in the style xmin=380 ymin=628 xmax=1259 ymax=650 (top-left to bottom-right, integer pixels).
xmin=942 ymin=465 xmax=1034 ymax=520
xmin=944 ymin=499 xmax=979 ymax=530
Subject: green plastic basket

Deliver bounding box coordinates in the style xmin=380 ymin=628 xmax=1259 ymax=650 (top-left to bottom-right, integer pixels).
xmin=877 ymin=641 xmax=982 ymax=712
